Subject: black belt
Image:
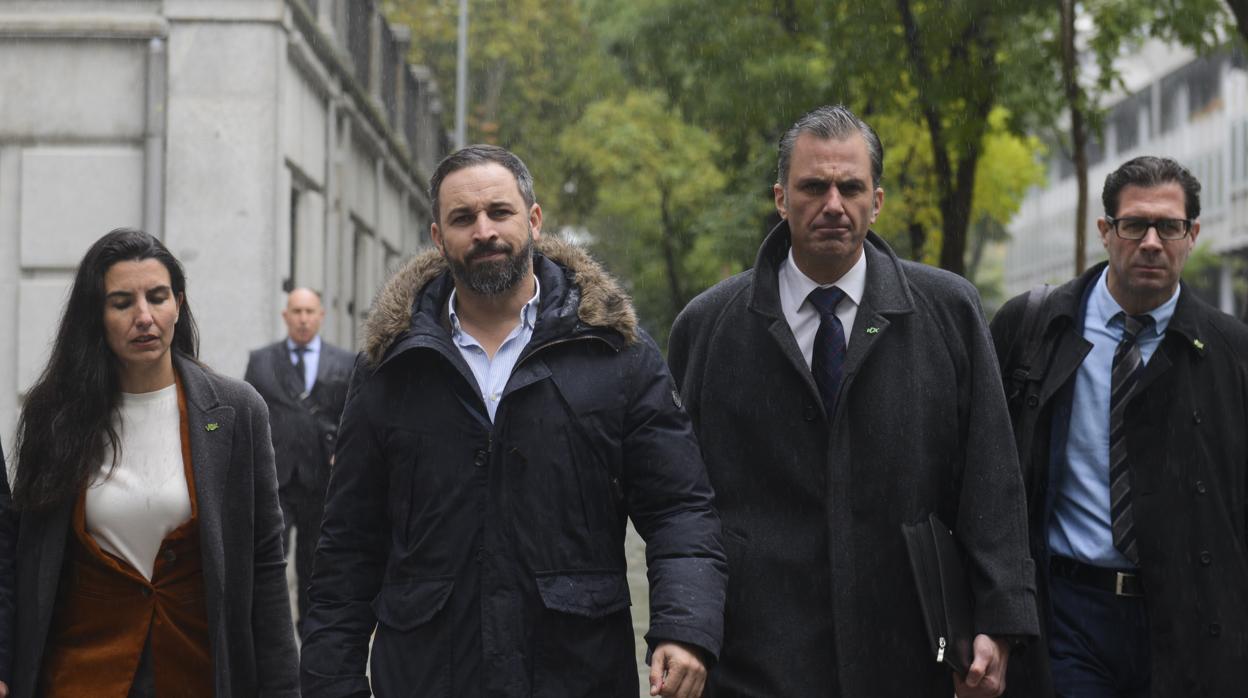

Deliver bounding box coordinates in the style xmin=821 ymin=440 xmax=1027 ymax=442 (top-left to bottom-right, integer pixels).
xmin=1050 ymin=554 xmax=1144 ymax=597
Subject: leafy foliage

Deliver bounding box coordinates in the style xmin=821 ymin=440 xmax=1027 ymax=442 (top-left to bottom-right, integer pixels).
xmin=383 ymin=0 xmax=1240 ymax=337
xmin=560 ymin=91 xmax=740 ymax=340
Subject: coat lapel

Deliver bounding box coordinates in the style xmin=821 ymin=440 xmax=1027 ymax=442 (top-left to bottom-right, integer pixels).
xmin=30 ymin=501 xmax=73 ymax=660
xmin=278 ymin=342 xmax=308 ymax=402
xmin=174 ymin=355 xmax=233 ymax=644
xmin=310 ymin=340 xmax=332 ymax=397
xmin=745 ymin=222 xmax=826 ymax=403
xmin=840 ymin=236 xmax=915 ymax=385
xmin=747 ymin=226 xmax=918 ymax=420
xmin=1038 ymin=330 xmax=1091 ymax=407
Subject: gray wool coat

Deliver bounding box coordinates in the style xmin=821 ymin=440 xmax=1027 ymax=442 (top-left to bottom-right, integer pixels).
xmin=12 ymin=354 xmax=299 ymax=698
xmin=668 ymin=224 xmax=1039 ymax=697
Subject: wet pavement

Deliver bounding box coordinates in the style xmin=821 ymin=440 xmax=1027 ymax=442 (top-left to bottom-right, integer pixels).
xmin=626 ymin=521 xmax=651 ymax=696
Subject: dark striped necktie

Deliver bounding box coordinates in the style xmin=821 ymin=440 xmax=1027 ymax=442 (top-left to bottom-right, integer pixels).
xmin=1109 ymin=312 xmax=1153 ymax=565
xmin=808 ymin=286 xmax=847 ymax=418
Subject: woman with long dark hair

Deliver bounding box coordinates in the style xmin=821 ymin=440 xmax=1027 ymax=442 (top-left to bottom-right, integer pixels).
xmin=10 ymin=228 xmax=298 ymax=698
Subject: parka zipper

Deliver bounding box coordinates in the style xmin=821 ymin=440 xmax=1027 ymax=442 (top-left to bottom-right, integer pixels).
xmin=512 ymin=333 xmax=619 ymax=373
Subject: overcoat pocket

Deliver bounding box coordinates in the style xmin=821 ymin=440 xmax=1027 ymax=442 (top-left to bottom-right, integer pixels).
xmin=371 ymin=576 xmax=454 ymax=631
xmin=535 ymin=571 xmax=631 ymax=617
xmin=531 ymin=571 xmax=636 ymax=697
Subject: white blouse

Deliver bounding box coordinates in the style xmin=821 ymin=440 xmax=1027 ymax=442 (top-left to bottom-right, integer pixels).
xmin=85 ymin=383 xmax=191 ymax=581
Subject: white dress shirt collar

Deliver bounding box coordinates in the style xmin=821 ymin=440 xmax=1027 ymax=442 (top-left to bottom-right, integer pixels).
xmin=778 ymin=247 xmax=868 ymax=367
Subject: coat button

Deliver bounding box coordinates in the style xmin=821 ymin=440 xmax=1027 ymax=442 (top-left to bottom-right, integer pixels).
xmin=1026 ymin=394 xmax=1040 ymax=408
xmin=1209 ymin=623 xmax=1222 ymax=637
xmin=1196 ymin=480 xmax=1207 ymax=494
xmin=325 ymin=433 xmax=334 ymax=442
xmin=475 ymin=546 xmax=485 ymax=562
xmin=803 ymin=404 xmax=818 ymax=422
xmin=141 ymin=586 xmax=152 ymax=598
xmin=163 ymin=548 xmax=177 ymax=563
xmin=473 ymin=450 xmax=487 ymax=467
xmin=1192 ymin=410 xmax=1203 ymax=424
xmin=1200 ymin=551 xmax=1212 ymax=566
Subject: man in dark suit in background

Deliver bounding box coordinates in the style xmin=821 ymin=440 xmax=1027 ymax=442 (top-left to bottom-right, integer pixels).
xmin=245 ymin=288 xmax=354 ymax=635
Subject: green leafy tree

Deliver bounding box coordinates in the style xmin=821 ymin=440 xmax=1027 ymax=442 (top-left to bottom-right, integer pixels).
xmin=873 ymin=107 xmax=1046 ymax=296
xmin=560 ymin=91 xmax=739 ymax=340
xmin=1008 ymin=0 xmax=1230 ymax=275
xmin=383 ymin=0 xmax=621 ymax=224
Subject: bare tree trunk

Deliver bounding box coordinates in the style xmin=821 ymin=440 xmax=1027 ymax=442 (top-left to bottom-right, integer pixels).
xmin=775 ymin=0 xmax=800 ymax=35
xmin=909 ymin=221 xmax=927 ymax=261
xmin=967 ymin=222 xmax=988 ymax=284
xmin=897 ymin=0 xmax=991 ymax=277
xmin=658 ymin=187 xmax=687 ymax=317
xmin=1061 ymin=0 xmax=1089 ymax=275
xmin=1227 ymin=1 xmax=1248 ymax=44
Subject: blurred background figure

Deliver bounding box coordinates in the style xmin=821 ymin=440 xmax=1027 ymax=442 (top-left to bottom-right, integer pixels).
xmin=9 ymin=229 xmax=298 ymax=698
xmin=245 ymin=287 xmax=354 ymax=638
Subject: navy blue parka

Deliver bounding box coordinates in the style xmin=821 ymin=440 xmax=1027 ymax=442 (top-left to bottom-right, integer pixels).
xmin=300 ymin=239 xmax=727 ymax=698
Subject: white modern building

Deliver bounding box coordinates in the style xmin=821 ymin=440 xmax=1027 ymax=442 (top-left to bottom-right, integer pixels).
xmin=0 ymin=0 xmax=447 ymax=441
xmin=1005 ymin=39 xmax=1248 ymax=315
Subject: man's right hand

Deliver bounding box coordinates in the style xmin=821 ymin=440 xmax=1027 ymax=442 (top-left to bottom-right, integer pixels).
xmin=649 ymin=641 xmax=708 ymax=698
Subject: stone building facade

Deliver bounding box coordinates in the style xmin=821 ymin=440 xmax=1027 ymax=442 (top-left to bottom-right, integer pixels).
xmin=0 ymin=0 xmax=447 ymax=440
xmin=1005 ymin=40 xmax=1248 ymax=315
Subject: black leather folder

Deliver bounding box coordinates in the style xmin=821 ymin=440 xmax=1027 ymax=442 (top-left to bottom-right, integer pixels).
xmin=901 ymin=512 xmax=974 ymax=675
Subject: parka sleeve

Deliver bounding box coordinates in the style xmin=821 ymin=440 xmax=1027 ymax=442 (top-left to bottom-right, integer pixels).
xmin=300 ymin=356 xmax=388 ymax=698
xmin=621 ymin=332 xmax=728 ymax=660
xmin=245 ymin=393 xmax=301 ymax=696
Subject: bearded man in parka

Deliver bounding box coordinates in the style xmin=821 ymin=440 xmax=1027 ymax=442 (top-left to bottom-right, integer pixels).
xmin=299 ymin=145 xmax=727 ymax=698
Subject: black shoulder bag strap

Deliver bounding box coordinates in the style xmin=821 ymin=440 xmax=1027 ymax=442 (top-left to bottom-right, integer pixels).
xmin=1005 ymin=283 xmax=1053 ymax=403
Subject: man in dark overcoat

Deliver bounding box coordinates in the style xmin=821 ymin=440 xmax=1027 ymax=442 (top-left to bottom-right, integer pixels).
xmin=992 ymin=156 xmax=1248 ymax=697
xmin=668 ymin=105 xmax=1039 ymax=697
xmin=299 ymin=145 xmax=726 ymax=698
xmin=243 ymin=287 xmax=354 ymax=634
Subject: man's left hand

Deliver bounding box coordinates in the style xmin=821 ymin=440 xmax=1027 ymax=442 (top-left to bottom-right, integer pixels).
xmin=953 ymin=634 xmax=1010 ymax=698
xmin=649 ymin=640 xmax=707 ymax=698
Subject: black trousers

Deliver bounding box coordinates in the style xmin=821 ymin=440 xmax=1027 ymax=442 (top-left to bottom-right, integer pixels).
xmin=1049 ymin=573 xmax=1151 ymax=697
xmin=280 ymin=470 xmax=328 ymax=638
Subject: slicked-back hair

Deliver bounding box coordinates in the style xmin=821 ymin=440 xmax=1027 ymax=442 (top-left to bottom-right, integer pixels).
xmin=778 ymin=104 xmax=884 ymax=189
xmin=13 ymin=228 xmax=199 ymax=510
xmin=429 ymin=144 xmax=536 ymax=224
xmin=1102 ymin=155 xmax=1202 ymax=219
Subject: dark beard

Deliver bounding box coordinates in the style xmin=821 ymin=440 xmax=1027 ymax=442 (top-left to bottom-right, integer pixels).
xmin=446 ymin=231 xmax=534 ymax=296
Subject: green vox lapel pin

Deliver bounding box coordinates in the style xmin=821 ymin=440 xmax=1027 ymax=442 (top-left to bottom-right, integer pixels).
xmin=205 ymin=422 xmax=220 ymax=432
xmin=1193 ymin=338 xmax=1205 ymax=351
xmin=865 ymin=326 xmax=880 ymax=334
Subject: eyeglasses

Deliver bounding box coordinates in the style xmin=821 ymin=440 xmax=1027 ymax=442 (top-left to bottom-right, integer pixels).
xmin=1106 ymin=216 xmax=1193 ymax=241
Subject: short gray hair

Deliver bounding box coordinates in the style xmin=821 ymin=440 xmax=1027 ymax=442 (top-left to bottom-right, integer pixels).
xmin=777 ymin=105 xmax=883 ymax=189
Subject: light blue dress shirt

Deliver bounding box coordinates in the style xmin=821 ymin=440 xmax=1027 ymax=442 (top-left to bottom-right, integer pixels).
xmin=287 ymin=334 xmax=321 ymax=394
xmin=1051 ymin=268 xmax=1179 ymax=568
xmin=448 ymin=277 xmax=541 ymax=422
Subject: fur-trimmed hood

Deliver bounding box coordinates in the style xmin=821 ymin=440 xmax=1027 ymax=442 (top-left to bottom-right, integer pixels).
xmin=360 ymin=237 xmax=637 ymax=366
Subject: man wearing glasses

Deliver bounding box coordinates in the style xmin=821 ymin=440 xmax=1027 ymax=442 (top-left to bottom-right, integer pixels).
xmin=991 ymin=155 xmax=1248 ymax=697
